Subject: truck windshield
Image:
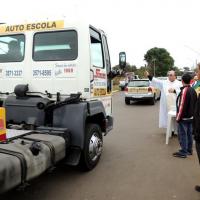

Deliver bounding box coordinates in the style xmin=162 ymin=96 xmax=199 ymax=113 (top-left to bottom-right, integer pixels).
xmin=0 ymin=34 xmax=25 ymax=62
xmin=128 ymin=81 xmax=150 ymax=87
xmin=33 ymin=30 xmax=78 ymax=61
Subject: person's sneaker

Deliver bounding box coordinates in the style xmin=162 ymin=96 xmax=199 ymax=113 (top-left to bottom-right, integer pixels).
xmin=173 ymin=152 xmax=187 ymax=158
xmin=187 ymin=151 xmax=193 ymax=156
xmin=195 ymin=185 xmax=200 ymax=192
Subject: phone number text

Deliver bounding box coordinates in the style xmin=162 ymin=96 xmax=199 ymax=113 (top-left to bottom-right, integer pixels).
xmin=6 ymin=70 xmax=23 ymax=77
xmin=33 ymin=70 xmax=52 ymax=77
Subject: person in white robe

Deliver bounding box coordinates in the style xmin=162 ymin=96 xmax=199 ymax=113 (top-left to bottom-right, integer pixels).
xmin=145 ymin=70 xmax=182 ymax=129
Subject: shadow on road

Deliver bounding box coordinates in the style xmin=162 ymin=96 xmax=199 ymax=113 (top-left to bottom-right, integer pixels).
xmin=1 ymin=165 xmax=83 ymax=200
xmin=127 ymin=100 xmax=158 ymax=106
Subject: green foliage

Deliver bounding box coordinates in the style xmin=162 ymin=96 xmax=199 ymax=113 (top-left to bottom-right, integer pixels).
xmin=112 ymin=63 xmax=137 ymax=73
xmin=136 ymin=67 xmax=147 ymax=78
xmin=144 ymin=47 xmax=174 ymax=76
xmin=112 ymin=46 xmax=183 ymax=80
xmin=171 ymin=66 xmax=183 ymax=76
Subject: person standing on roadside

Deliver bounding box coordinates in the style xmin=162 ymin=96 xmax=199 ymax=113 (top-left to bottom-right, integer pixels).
xmin=173 ymin=73 xmax=197 ymax=158
xmin=144 ymin=70 xmax=182 ymax=129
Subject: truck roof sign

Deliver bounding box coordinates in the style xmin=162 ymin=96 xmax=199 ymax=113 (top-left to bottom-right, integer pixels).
xmin=0 ymin=20 xmax=64 ymax=33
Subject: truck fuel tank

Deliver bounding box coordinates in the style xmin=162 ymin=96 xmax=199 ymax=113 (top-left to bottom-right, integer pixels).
xmin=0 ymin=130 xmax=66 ymax=194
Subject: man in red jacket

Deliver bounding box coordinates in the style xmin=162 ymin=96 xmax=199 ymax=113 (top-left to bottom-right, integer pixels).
xmin=173 ymin=73 xmax=197 ymax=158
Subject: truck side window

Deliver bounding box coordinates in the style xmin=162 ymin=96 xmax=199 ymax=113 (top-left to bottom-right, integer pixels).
xmin=0 ymin=34 xmax=25 ymax=63
xmin=102 ymin=35 xmax=111 ymax=73
xmin=90 ymin=28 xmax=104 ymax=68
xmin=33 ymin=30 xmax=78 ymax=61
xmin=102 ymin=35 xmax=112 ymax=92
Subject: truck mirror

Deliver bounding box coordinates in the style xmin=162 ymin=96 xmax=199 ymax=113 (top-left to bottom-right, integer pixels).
xmin=119 ymin=52 xmax=126 ymax=69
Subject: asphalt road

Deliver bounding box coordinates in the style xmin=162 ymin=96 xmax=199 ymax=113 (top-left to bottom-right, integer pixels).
xmin=2 ymin=92 xmax=200 ymax=200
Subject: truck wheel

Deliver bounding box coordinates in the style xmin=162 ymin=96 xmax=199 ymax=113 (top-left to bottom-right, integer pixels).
xmin=80 ymin=124 xmax=103 ymax=171
xmin=125 ymin=98 xmax=130 ymax=105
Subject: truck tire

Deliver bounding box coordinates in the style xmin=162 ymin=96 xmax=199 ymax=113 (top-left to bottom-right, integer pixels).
xmin=149 ymin=95 xmax=156 ymax=105
xmin=80 ymin=123 xmax=103 ymax=171
xmin=157 ymin=93 xmax=161 ymax=101
xmin=125 ymin=98 xmax=130 ymax=105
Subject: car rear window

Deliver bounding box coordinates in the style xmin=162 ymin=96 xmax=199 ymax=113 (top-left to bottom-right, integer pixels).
xmin=128 ymin=81 xmax=150 ymax=87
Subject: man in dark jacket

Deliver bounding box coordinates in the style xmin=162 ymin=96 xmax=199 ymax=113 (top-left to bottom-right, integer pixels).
xmin=173 ymin=73 xmax=197 ymax=158
xmin=194 ymin=94 xmax=200 ymax=192
xmin=193 ymin=63 xmax=200 ymax=192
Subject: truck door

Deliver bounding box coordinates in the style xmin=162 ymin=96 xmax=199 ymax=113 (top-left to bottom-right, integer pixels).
xmin=90 ymin=28 xmax=107 ymax=97
xmin=90 ymin=28 xmax=112 ymax=116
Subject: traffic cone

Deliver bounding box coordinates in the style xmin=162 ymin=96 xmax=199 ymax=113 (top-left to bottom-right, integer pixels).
xmin=0 ymin=108 xmax=6 ymax=141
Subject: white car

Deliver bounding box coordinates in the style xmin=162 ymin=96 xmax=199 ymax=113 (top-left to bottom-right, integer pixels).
xmin=124 ymin=79 xmax=161 ymax=105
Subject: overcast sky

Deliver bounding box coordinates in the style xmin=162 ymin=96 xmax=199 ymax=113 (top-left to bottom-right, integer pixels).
xmin=1 ymin=0 xmax=200 ymax=69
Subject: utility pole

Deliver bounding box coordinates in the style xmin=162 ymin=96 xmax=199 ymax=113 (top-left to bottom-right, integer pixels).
xmin=152 ymin=58 xmax=156 ymax=77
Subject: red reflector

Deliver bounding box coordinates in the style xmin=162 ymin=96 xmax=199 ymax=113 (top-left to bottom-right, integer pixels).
xmin=0 ymin=134 xmax=6 ymax=141
xmin=148 ymin=87 xmax=152 ymax=92
xmin=0 ymin=119 xmax=3 ymax=129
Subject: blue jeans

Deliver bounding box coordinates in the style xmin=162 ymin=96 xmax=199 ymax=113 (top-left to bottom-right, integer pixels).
xmin=178 ymin=121 xmax=193 ymax=155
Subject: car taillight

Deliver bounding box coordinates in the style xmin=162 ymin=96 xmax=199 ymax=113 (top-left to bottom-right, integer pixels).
xmin=148 ymin=87 xmax=152 ymax=92
xmin=125 ymin=87 xmax=128 ymax=92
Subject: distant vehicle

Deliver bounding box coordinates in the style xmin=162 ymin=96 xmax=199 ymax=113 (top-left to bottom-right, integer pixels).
xmin=177 ymin=76 xmax=182 ymax=81
xmin=124 ymin=79 xmax=161 ymax=105
xmin=119 ymin=75 xmax=139 ymax=91
xmin=157 ymin=77 xmax=167 ymax=81
xmin=119 ymin=79 xmax=127 ymax=91
xmin=157 ymin=76 xmax=183 ymax=81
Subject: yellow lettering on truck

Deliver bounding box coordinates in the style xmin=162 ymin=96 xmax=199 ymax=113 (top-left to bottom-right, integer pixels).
xmin=0 ymin=20 xmax=64 ymax=33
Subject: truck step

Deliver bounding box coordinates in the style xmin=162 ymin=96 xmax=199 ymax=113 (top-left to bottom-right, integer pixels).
xmin=65 ymin=148 xmax=81 ymax=166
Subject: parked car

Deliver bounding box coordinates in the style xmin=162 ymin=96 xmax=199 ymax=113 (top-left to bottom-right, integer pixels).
xmin=124 ymin=79 xmax=161 ymax=105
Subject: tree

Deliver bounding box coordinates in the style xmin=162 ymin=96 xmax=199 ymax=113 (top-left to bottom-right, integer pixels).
xmin=144 ymin=47 xmax=174 ymax=76
xmin=171 ymin=66 xmax=183 ymax=76
xmin=136 ymin=66 xmax=147 ymax=78
xmin=112 ymin=63 xmax=137 ymax=74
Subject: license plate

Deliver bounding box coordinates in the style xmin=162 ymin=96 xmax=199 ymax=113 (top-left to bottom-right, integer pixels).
xmin=129 ymin=88 xmax=137 ymax=93
xmin=133 ymin=96 xmax=142 ymax=98
xmin=138 ymin=88 xmax=148 ymax=93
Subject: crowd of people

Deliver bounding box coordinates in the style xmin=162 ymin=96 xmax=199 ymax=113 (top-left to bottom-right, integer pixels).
xmin=145 ymin=63 xmax=200 ymax=192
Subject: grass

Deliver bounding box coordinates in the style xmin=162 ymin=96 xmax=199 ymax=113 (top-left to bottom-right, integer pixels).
xmin=112 ymin=84 xmax=120 ymax=91
xmin=112 ymin=76 xmax=125 ymax=92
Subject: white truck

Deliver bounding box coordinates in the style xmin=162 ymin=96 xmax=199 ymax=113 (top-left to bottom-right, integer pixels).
xmin=0 ymin=20 xmax=126 ymax=194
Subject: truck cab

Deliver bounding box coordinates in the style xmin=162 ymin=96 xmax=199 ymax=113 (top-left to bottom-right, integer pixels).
xmin=0 ymin=20 xmax=112 ymax=106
